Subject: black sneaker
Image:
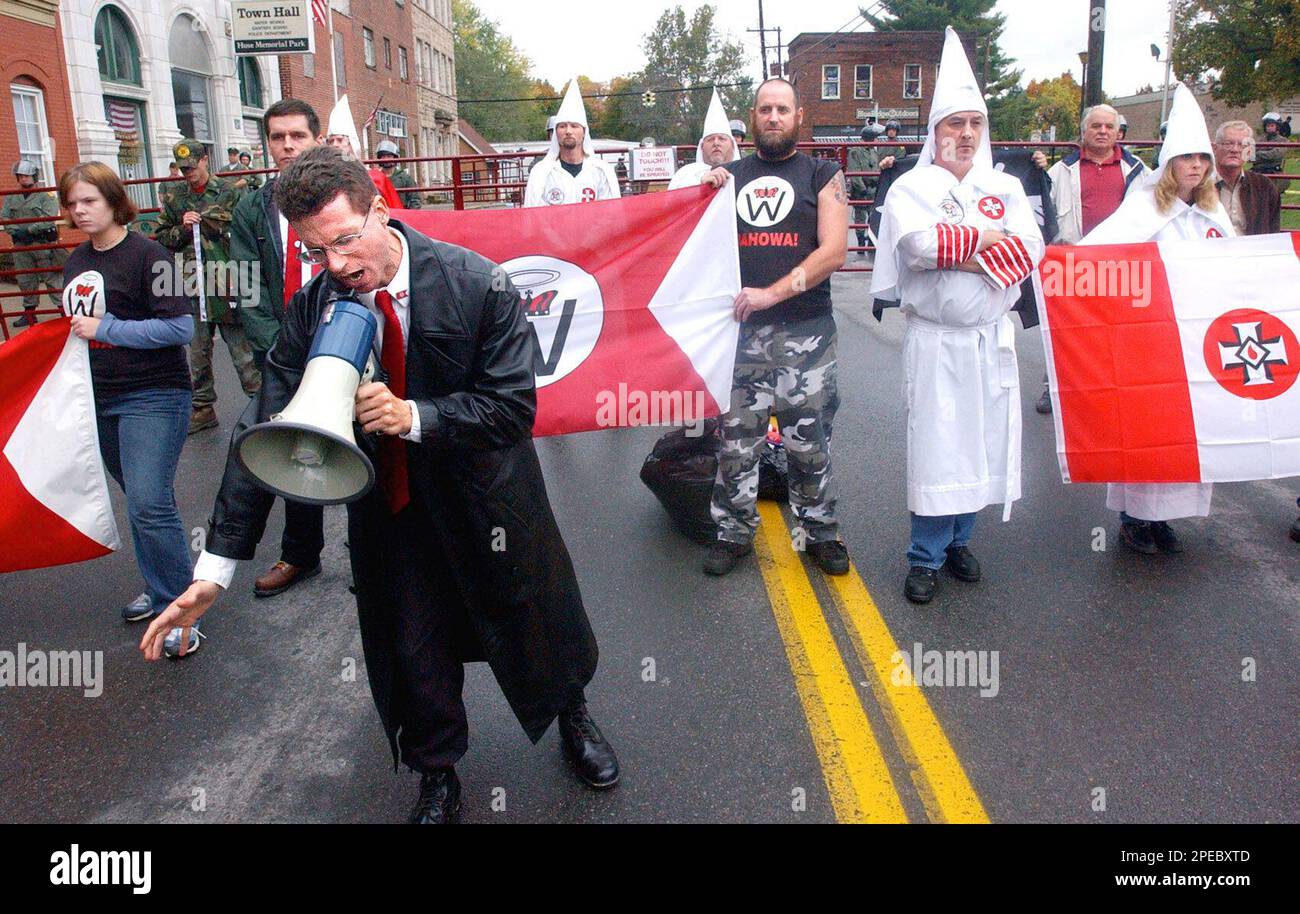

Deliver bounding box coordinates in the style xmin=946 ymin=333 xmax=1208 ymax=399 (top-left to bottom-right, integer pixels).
xmin=807 ymin=540 xmax=849 ymax=575
xmin=1035 ymin=389 xmax=1053 ymax=414
xmin=1150 ymin=521 xmax=1184 ymax=554
xmin=13 ymin=313 xmax=35 ymax=328
xmin=704 ymin=540 xmax=752 ymax=576
xmin=1291 ymin=515 xmax=1300 ymax=544
xmin=943 ymin=545 xmax=981 ymax=582
xmin=904 ymin=566 xmax=938 ymax=604
xmin=1119 ymin=521 xmax=1158 ymax=555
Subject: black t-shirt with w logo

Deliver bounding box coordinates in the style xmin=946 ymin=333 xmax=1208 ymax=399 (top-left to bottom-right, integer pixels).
xmin=725 ymin=150 xmax=840 ymax=325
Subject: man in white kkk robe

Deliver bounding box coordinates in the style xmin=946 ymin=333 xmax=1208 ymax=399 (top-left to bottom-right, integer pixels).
xmin=1078 ymin=83 xmax=1236 ymax=555
xmin=523 ymin=77 xmax=621 ymax=207
xmin=667 ymin=89 xmax=741 ymax=190
xmin=871 ymin=27 xmax=1044 ymax=605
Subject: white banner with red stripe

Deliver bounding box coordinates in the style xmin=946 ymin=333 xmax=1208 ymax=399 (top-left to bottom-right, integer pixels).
xmin=1038 ymin=232 xmax=1300 ymax=483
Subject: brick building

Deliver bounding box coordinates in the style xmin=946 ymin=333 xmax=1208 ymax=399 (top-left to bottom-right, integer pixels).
xmin=411 ymin=0 xmax=457 ymax=195
xmin=785 ymin=30 xmax=981 ymax=143
xmin=277 ymin=1 xmax=420 ymax=164
xmin=1110 ymin=85 xmax=1300 ymax=145
xmin=1 ymin=0 xmax=77 ymax=189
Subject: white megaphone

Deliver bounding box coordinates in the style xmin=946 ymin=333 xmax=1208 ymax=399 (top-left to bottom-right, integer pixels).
xmin=234 ymin=296 xmax=379 ymax=504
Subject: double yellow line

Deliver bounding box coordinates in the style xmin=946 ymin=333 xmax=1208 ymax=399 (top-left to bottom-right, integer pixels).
xmin=754 ymin=501 xmax=989 ymax=824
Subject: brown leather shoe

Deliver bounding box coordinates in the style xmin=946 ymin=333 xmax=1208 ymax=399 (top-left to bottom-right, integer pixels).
xmin=253 ymin=560 xmax=321 ymax=598
xmin=188 ymin=406 xmax=218 ymax=435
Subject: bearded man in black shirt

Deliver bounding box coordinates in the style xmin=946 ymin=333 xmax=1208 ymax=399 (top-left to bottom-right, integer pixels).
xmin=699 ymin=78 xmax=851 ymax=577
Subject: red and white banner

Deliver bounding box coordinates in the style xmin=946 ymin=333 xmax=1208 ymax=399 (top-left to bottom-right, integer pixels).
xmin=0 ymin=320 xmax=120 ymax=572
xmin=1038 ymin=232 xmax=1300 ymax=483
xmin=400 ymin=184 xmax=741 ymax=436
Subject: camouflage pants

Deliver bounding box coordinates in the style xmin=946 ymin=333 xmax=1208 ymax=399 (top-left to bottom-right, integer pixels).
xmin=711 ymin=313 xmax=840 ymax=546
xmin=13 ymin=247 xmax=65 ymax=310
xmin=190 ymin=316 xmax=261 ymax=409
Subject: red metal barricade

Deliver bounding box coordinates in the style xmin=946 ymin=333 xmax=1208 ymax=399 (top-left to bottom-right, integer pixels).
xmin=4 ymin=142 xmax=1297 ymax=341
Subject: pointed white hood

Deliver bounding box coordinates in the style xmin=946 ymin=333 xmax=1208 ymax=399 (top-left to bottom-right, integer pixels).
xmin=545 ymin=77 xmax=594 ymax=161
xmin=327 ymin=94 xmax=362 ymax=157
xmin=696 ymin=89 xmax=740 ymax=164
xmin=1152 ymin=82 xmax=1216 ymax=183
xmin=917 ymin=27 xmax=992 ymax=170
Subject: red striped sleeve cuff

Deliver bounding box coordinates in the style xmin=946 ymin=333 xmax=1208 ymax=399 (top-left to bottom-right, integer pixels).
xmin=977 ymin=236 xmax=1034 ymax=288
xmin=935 ymin=224 xmax=981 ymax=268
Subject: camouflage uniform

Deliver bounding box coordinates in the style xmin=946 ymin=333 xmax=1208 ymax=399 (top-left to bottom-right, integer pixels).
xmin=711 ymin=313 xmax=840 ymax=546
xmin=2 ymin=184 xmax=65 ymax=317
xmin=153 ymin=138 xmax=260 ymax=411
xmin=387 ymin=166 xmax=423 ymax=208
xmin=1253 ymin=131 xmax=1290 ymax=175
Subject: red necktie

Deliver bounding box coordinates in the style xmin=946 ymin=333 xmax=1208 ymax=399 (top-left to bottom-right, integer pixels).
xmin=283 ymin=223 xmax=303 ymax=308
xmin=374 ymin=290 xmax=410 ymax=514
xmin=282 ymin=223 xmax=322 ymax=309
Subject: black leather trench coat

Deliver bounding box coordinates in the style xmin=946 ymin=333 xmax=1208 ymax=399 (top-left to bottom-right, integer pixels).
xmin=205 ymin=220 xmax=598 ymax=761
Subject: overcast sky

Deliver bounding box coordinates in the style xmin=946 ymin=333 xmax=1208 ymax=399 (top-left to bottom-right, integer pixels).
xmin=474 ymin=0 xmax=1175 ymax=99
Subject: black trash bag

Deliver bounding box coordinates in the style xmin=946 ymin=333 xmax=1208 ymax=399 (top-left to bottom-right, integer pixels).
xmin=640 ymin=420 xmax=789 ymax=544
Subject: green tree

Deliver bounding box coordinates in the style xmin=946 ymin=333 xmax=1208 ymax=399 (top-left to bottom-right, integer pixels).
xmin=861 ymin=0 xmax=1023 ymax=97
xmin=452 ymin=0 xmax=549 ymax=142
xmin=1173 ymin=0 xmax=1300 ymax=106
xmin=603 ymin=5 xmax=753 ymax=145
xmin=1024 ymin=72 xmax=1083 ymax=141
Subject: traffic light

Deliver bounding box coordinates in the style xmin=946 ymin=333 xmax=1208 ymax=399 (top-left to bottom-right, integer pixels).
xmin=642 ymin=91 xmax=656 ymax=108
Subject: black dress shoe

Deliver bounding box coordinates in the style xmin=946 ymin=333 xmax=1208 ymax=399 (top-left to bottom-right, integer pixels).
xmin=408 ymin=768 xmax=461 ymax=824
xmin=904 ymin=566 xmax=938 ymax=604
xmin=1150 ymin=521 xmax=1184 ymax=553
xmin=1119 ymin=521 xmax=1158 ymax=555
xmin=1289 ymin=515 xmax=1299 ymax=543
xmin=559 ymin=702 xmax=620 ymax=789
xmin=807 ymin=540 xmax=850 ymax=575
xmin=943 ymin=545 xmax=981 ymax=582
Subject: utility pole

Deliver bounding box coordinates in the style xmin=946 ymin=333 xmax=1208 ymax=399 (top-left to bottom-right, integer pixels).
xmin=1086 ymin=1 xmax=1106 ymax=107
xmin=756 ymin=0 xmax=769 ymax=83
xmin=1159 ymin=0 xmax=1177 ymax=125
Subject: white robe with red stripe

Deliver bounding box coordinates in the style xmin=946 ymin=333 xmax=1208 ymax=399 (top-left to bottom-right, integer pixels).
xmin=876 ymin=163 xmax=1044 ymax=517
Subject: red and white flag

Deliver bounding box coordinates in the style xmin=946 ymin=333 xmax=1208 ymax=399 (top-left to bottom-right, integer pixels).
xmin=0 ymin=320 xmax=120 ymax=573
xmin=400 ymin=184 xmax=741 ymax=436
xmin=1038 ymin=233 xmax=1300 ymax=483
xmin=311 ymin=0 xmax=329 ymax=27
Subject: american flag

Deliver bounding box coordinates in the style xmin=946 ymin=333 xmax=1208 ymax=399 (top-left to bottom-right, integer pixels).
xmin=311 ymin=0 xmax=328 ymax=26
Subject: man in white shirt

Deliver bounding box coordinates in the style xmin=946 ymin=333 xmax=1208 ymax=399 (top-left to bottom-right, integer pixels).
xmin=667 ymin=89 xmax=740 ymax=190
xmin=144 ymin=146 xmax=619 ymax=823
xmin=523 ymin=77 xmax=620 ymax=206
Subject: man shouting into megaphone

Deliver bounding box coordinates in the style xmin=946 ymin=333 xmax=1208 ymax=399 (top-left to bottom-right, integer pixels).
xmin=141 ymin=145 xmax=620 ymax=824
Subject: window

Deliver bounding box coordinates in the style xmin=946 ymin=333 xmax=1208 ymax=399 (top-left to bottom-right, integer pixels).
xmin=11 ymin=84 xmax=53 ymax=185
xmin=363 ymin=28 xmax=375 ymax=68
xmin=334 ymin=32 xmax=347 ymax=87
xmin=399 ymin=46 xmax=408 ymax=82
xmin=303 ymin=50 xmax=314 ymax=78
xmin=95 ymin=6 xmax=141 ymax=86
xmin=384 ymin=37 xmax=391 ymax=69
xmin=853 ymin=65 xmax=872 ymax=99
xmin=904 ymin=64 xmax=922 ymax=99
xmin=169 ymin=16 xmax=214 ymax=143
xmin=821 ymin=64 xmax=840 ymax=99
xmin=238 ymin=57 xmax=264 ymax=109
xmin=423 ymin=45 xmax=432 ymax=88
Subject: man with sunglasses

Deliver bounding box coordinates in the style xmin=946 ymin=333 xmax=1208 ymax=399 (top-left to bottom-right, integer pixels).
xmin=143 ymin=145 xmax=620 ymax=823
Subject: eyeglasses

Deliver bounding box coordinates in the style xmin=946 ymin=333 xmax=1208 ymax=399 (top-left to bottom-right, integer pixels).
xmin=1214 ymin=142 xmax=1250 ymax=151
xmin=297 ymin=197 xmax=377 ymax=264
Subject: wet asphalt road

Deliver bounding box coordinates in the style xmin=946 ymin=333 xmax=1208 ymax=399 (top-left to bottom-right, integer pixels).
xmin=1 ymin=271 xmax=1296 ymax=824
